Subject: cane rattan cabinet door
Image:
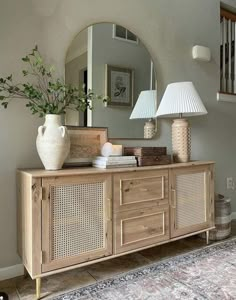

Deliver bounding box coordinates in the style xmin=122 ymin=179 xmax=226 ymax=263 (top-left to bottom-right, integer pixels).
xmin=170 ymin=165 xmax=214 ymax=238
xmin=41 ymin=174 xmax=112 ymax=272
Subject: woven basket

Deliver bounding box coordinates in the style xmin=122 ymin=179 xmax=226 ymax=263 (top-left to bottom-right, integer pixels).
xmin=200 ymin=194 xmax=231 ymax=241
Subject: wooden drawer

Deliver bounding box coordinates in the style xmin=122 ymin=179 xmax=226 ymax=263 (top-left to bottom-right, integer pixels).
xmin=114 ymin=206 xmax=169 ymax=254
xmin=113 ymin=170 xmax=168 ymax=212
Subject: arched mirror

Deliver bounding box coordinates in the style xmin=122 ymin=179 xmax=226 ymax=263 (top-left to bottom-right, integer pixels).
xmin=65 ymin=23 xmax=157 ymax=139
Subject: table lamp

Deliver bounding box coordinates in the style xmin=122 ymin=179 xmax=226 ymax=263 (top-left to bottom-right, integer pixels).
xmin=155 ymin=82 xmax=207 ymax=163
xmin=130 ymin=90 xmax=157 ymax=139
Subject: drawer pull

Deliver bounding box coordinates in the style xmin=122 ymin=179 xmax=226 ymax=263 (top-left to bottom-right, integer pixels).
xmin=140 ymin=188 xmax=148 ymax=192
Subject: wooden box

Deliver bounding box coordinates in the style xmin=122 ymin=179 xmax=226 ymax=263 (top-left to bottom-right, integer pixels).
xmin=136 ymin=155 xmax=171 ymax=166
xmin=124 ymin=147 xmax=167 ymax=156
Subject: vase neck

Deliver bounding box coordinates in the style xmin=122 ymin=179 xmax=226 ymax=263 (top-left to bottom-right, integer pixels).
xmin=44 ymin=114 xmax=62 ymax=126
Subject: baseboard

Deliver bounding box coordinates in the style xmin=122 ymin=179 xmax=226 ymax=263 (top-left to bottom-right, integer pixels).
xmin=232 ymin=212 xmax=236 ymax=220
xmin=0 ymin=264 xmax=24 ymax=281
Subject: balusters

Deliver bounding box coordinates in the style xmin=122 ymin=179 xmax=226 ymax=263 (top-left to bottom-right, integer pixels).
xmin=222 ymin=17 xmax=226 ymax=92
xmin=221 ymin=15 xmax=236 ymax=94
xmin=232 ymin=22 xmax=236 ymax=93
xmin=228 ymin=19 xmax=232 ymax=93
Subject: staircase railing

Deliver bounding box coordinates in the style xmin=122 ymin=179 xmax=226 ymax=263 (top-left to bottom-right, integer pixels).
xmin=221 ymin=8 xmax=236 ymax=93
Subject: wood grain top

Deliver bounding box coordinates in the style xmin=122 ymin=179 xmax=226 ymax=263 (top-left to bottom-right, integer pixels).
xmin=17 ymin=161 xmax=215 ymax=178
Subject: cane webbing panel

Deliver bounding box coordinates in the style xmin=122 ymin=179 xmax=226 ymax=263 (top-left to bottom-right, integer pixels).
xmin=176 ymin=172 xmax=206 ymax=229
xmin=50 ymin=182 xmax=104 ymax=260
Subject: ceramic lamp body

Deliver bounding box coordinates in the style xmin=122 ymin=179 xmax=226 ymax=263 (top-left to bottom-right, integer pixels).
xmin=172 ymin=118 xmax=191 ymax=163
xmin=144 ymin=119 xmax=155 ymax=139
xmin=36 ymin=114 xmax=70 ymax=170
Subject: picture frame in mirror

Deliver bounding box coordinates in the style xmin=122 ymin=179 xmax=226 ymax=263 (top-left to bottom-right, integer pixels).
xmin=105 ymin=64 xmax=134 ymax=107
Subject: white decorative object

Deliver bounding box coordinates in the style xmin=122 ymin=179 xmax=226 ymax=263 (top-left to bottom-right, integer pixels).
xmin=192 ymin=45 xmax=211 ymax=62
xmin=36 ymin=114 xmax=70 ymax=170
xmin=101 ymin=142 xmax=113 ymax=157
xmin=130 ymin=90 xmax=157 ymax=139
xmin=101 ymin=142 xmax=123 ymax=157
xmin=156 ymin=82 xmax=207 ymax=163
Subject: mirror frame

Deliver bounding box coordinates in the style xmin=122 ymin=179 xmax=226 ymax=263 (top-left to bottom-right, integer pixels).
xmin=65 ymin=22 xmax=158 ymax=140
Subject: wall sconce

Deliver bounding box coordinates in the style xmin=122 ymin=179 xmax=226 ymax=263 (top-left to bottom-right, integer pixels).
xmin=130 ymin=90 xmax=157 ymax=139
xmin=192 ymin=45 xmax=211 ymax=62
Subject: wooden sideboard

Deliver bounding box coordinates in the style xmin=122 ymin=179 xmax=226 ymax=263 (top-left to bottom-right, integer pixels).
xmin=17 ymin=161 xmax=215 ymax=299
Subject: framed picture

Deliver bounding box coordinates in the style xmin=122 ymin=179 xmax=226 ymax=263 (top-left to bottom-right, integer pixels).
xmin=64 ymin=127 xmax=108 ymax=166
xmin=105 ymin=64 xmax=134 ymax=107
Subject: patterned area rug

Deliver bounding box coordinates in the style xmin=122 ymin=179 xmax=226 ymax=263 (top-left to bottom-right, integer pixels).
xmin=53 ymin=238 xmax=236 ymax=300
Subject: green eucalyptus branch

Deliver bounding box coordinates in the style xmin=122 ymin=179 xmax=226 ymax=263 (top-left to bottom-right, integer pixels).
xmin=0 ymin=46 xmax=108 ymax=117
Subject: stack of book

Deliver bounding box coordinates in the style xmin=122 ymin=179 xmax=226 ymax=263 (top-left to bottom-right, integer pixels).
xmin=93 ymin=156 xmax=137 ymax=169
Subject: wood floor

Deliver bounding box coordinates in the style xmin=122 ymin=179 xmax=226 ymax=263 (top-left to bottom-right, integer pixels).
xmin=1 ymin=220 xmax=236 ymax=300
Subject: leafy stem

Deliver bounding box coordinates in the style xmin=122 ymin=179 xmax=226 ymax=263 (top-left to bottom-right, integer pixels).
xmin=0 ymin=46 xmax=108 ymax=117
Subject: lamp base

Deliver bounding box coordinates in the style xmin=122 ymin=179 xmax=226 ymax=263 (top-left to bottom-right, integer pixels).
xmin=144 ymin=119 xmax=155 ymax=139
xmin=172 ymin=118 xmax=191 ymax=163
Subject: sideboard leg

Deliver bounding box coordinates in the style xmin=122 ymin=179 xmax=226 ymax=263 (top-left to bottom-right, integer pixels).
xmin=36 ymin=277 xmax=41 ymax=300
xmin=206 ymin=230 xmax=209 ymax=245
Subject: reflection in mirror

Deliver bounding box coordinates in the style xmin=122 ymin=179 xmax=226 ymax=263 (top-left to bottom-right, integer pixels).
xmin=65 ymin=23 xmax=156 ymax=139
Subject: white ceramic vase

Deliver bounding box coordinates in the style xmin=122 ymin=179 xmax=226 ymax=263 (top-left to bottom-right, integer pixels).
xmin=36 ymin=114 xmax=70 ymax=170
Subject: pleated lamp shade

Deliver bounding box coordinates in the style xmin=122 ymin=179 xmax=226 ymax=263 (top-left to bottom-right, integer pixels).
xmin=130 ymin=90 xmax=157 ymax=119
xmin=130 ymin=90 xmax=157 ymax=139
xmin=155 ymin=82 xmax=207 ymax=117
xmin=155 ymin=82 xmax=207 ymax=163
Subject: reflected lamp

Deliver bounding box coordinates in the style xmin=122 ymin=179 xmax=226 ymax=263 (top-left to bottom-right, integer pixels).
xmin=130 ymin=90 xmax=157 ymax=139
